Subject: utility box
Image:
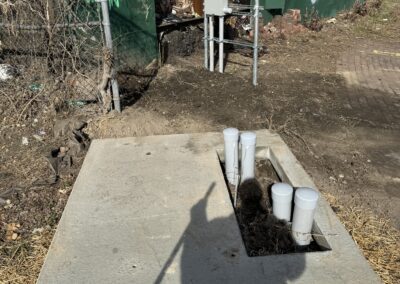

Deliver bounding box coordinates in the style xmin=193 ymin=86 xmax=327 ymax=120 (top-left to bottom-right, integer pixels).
xmin=204 ymin=0 xmax=229 ymax=16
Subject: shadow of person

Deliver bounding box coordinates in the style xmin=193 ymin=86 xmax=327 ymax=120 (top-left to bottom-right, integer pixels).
xmin=155 ymin=181 xmax=306 ymax=284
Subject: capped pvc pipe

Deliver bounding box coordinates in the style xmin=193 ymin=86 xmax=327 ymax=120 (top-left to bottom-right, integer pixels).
xmin=271 ymin=183 xmax=294 ymax=222
xmin=291 ymin=187 xmax=319 ymax=246
xmin=223 ymin=128 xmax=239 ymax=185
xmin=240 ymin=132 xmax=256 ymax=182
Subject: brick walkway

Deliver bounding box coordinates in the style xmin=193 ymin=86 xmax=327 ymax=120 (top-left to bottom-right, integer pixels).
xmin=336 ymin=41 xmax=400 ymax=222
xmin=337 ymin=41 xmax=400 ymax=126
xmin=337 ymin=41 xmax=400 ymax=94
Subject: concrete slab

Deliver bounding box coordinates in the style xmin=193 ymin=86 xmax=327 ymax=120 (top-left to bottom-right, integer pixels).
xmin=38 ymin=130 xmax=380 ymax=284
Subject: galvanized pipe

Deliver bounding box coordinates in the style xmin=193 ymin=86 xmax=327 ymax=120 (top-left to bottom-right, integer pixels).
xmin=211 ymin=38 xmax=254 ymax=48
xmin=209 ymin=16 xmax=214 ymax=72
xmin=97 ymin=0 xmax=121 ymax=112
xmin=203 ymin=2 xmax=262 ymax=85
xmin=204 ymin=15 xmax=209 ymax=69
xmin=219 ymin=16 xmax=224 ymax=73
xmin=97 ymin=0 xmax=112 ymax=49
xmin=252 ymin=0 xmax=259 ymax=86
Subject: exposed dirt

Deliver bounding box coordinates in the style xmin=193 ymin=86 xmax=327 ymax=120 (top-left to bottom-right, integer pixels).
xmin=236 ymin=178 xmax=296 ymax=256
xmin=123 ymin=49 xmax=399 ymax=227
xmin=0 ymin=1 xmax=399 ymax=283
xmin=222 ymin=161 xmax=326 ymax=256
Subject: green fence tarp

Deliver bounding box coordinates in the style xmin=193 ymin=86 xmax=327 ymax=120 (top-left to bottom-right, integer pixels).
xmin=89 ymin=0 xmax=359 ymax=69
xmin=109 ymin=0 xmax=158 ymax=70
xmin=253 ymin=0 xmax=359 ymax=22
xmin=285 ymin=0 xmax=358 ymax=18
xmin=86 ymin=0 xmax=158 ymax=70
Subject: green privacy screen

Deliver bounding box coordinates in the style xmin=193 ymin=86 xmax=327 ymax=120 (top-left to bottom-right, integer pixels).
xmin=86 ymin=0 xmax=158 ymax=70
xmin=285 ymin=0 xmax=358 ymax=18
xmin=86 ymin=0 xmax=359 ymax=69
xmin=109 ymin=0 xmax=158 ymax=70
xmin=254 ymin=0 xmax=359 ymax=21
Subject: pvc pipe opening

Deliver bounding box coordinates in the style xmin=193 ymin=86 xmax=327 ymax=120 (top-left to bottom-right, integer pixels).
xmin=271 ymin=183 xmax=293 ymax=222
xmin=291 ymin=187 xmax=319 ymax=246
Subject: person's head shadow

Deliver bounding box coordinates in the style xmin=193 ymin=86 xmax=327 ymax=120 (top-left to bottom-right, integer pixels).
xmin=156 ymin=181 xmax=306 ymax=283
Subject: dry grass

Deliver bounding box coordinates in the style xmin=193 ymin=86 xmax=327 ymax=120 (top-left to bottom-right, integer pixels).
xmin=351 ymin=0 xmax=400 ymax=39
xmin=0 ymin=1 xmax=399 ymax=283
xmin=325 ymin=193 xmax=400 ymax=284
xmin=0 ymin=230 xmax=53 ymax=284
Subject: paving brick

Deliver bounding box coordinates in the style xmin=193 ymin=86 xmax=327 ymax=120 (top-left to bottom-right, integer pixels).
xmin=336 ymin=41 xmax=400 ymax=126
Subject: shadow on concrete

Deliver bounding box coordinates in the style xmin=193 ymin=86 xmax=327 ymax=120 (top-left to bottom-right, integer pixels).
xmin=155 ymin=182 xmax=306 ymax=283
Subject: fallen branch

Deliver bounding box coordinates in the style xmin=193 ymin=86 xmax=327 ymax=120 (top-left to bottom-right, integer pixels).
xmin=97 ymin=48 xmax=112 ymax=113
xmin=0 ymin=21 xmax=101 ymax=31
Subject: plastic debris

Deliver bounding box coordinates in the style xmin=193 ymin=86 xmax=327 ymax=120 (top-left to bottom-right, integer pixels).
xmin=0 ymin=64 xmax=19 ymax=81
xmin=67 ymin=100 xmax=88 ymax=107
xmin=29 ymin=83 xmax=43 ymax=92
xmin=326 ymin=18 xmax=337 ymax=24
xmin=22 ymin=137 xmax=29 ymax=145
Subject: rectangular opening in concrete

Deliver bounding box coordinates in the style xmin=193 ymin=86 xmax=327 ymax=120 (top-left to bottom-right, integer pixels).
xmin=217 ymin=153 xmax=332 ymax=257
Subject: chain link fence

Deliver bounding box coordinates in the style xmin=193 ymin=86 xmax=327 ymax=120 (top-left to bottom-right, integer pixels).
xmin=0 ymin=0 xmax=106 ymax=101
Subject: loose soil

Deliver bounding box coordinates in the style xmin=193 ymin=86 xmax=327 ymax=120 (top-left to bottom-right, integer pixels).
xmin=1 ymin=1 xmax=399 ymax=283
xmin=222 ymin=160 xmax=326 ymax=256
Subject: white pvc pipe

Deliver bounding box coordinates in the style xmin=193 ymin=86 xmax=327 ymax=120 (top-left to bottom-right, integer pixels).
xmin=209 ymin=16 xmax=214 ymax=72
xmin=219 ymin=16 xmax=224 ymax=73
xmin=223 ymin=128 xmax=239 ymax=185
xmin=291 ymin=188 xmax=319 ymax=246
xmin=240 ymin=132 xmax=256 ymax=182
xmin=271 ymin=183 xmax=293 ymax=222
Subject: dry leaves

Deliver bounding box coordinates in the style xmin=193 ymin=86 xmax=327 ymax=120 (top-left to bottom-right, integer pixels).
xmin=5 ymin=223 xmax=21 ymax=241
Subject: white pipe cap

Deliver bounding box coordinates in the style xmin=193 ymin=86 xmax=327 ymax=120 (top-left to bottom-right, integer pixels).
xmin=272 ymin=183 xmax=293 ymax=203
xmin=294 ymin=188 xmax=319 ymax=210
xmin=223 ymin=128 xmax=239 ymax=140
xmin=240 ymin=132 xmax=257 ymax=146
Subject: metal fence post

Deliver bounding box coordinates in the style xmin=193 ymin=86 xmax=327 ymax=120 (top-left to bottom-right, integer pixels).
xmin=204 ymin=15 xmax=209 ymax=69
xmin=97 ymin=0 xmax=121 ymax=113
xmin=253 ymin=0 xmax=259 ymax=86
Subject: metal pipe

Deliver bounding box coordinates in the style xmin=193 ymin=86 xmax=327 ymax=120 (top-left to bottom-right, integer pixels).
xmin=211 ymin=38 xmax=254 ymax=48
xmin=252 ymin=0 xmax=259 ymax=86
xmin=209 ymin=16 xmax=214 ymax=72
xmin=219 ymin=16 xmax=224 ymax=73
xmin=204 ymin=15 xmax=209 ymax=70
xmin=97 ymin=0 xmax=121 ymax=112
